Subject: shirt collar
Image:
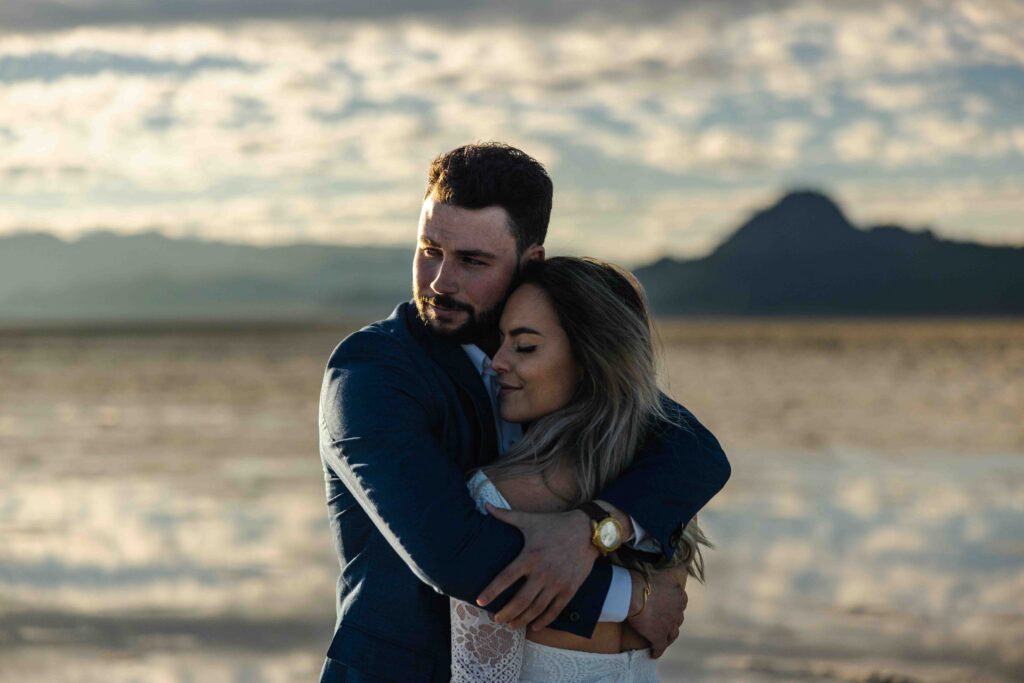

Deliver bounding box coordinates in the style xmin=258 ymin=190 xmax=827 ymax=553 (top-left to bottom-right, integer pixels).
xmin=460 ymin=344 xmax=491 ymax=375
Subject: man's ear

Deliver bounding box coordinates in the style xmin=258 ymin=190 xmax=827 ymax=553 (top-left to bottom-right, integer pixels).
xmin=520 ymin=243 xmax=545 ymax=265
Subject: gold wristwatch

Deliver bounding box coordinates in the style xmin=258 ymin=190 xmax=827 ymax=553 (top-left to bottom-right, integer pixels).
xmin=577 ymin=501 xmax=624 ymax=555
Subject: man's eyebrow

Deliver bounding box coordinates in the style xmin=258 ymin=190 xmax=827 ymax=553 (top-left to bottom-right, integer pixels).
xmin=456 ymin=248 xmax=497 ymax=260
xmin=418 ymin=237 xmax=498 ymax=260
xmin=509 ymin=326 xmax=543 ymax=336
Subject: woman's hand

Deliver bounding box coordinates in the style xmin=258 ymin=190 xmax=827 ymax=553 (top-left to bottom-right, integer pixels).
xmin=626 ymin=569 xmax=688 ymax=657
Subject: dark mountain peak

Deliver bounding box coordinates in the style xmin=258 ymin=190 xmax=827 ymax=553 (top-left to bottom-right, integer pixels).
xmin=744 ymin=189 xmax=855 ymax=236
xmin=773 ymin=189 xmax=845 ymax=217
xmin=635 ymin=189 xmax=1024 ymax=316
xmin=712 ymin=189 xmax=858 ymax=260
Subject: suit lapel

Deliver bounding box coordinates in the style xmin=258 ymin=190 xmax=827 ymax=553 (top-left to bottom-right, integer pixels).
xmin=403 ymin=303 xmax=499 ymax=468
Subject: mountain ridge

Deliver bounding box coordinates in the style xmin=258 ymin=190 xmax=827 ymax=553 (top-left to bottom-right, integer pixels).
xmin=0 ymin=230 xmax=412 ymax=322
xmin=635 ymin=190 xmax=1024 ymax=315
xmin=2 ymin=190 xmax=1022 ymax=321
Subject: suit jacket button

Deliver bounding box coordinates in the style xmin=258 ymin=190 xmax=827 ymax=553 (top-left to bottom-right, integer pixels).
xmin=568 ymin=611 xmax=581 ymax=622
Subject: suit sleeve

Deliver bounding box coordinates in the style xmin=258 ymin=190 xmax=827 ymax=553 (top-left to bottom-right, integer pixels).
xmin=598 ymin=394 xmax=731 ymax=561
xmin=319 ymin=330 xmax=611 ymax=637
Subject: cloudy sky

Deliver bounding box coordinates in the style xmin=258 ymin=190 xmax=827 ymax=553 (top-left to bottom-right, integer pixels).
xmin=2 ymin=0 xmax=1022 ymax=262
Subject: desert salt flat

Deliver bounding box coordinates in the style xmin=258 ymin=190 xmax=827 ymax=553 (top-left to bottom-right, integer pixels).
xmin=0 ymin=319 xmax=1021 ymax=682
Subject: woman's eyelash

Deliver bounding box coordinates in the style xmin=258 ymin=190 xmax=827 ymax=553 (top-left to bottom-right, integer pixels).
xmin=515 ymin=345 xmax=537 ymax=354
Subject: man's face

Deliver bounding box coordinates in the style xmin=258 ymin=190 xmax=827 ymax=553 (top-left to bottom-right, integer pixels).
xmin=413 ymin=196 xmax=541 ymax=345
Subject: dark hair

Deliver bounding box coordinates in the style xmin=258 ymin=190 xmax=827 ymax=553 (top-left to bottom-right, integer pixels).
xmin=425 ymin=142 xmax=552 ymax=253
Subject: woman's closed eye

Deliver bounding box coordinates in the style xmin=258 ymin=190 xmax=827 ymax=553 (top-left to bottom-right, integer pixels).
xmin=514 ymin=345 xmax=537 ymax=354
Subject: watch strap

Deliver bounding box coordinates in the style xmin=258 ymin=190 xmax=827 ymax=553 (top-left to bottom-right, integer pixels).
xmin=578 ymin=501 xmax=610 ymax=524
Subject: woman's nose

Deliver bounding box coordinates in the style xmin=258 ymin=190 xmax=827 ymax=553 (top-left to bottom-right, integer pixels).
xmin=490 ymin=345 xmax=511 ymax=374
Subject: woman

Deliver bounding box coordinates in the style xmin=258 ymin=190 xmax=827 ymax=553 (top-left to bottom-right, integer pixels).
xmin=450 ymin=257 xmax=711 ymax=682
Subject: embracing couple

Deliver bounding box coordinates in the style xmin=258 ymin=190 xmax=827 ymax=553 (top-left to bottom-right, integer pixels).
xmin=318 ymin=142 xmax=731 ymax=682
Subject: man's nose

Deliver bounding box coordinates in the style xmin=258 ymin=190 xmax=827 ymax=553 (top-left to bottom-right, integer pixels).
xmin=431 ymin=259 xmax=458 ymax=295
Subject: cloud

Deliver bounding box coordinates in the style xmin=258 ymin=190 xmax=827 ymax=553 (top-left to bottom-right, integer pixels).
xmin=0 ymin=2 xmax=1022 ymax=257
xmin=955 ymin=0 xmax=1024 ymax=64
xmin=853 ymin=81 xmax=931 ymax=111
xmin=827 ymin=178 xmax=1024 ymax=247
xmin=885 ymin=115 xmax=1015 ymax=164
xmin=0 ymin=50 xmax=256 ymax=82
xmin=833 ymin=119 xmax=886 ymax=162
xmin=0 ymin=0 xmax=796 ymax=33
xmin=550 ymin=186 xmax=778 ymax=262
xmin=833 ymin=114 xmax=1018 ymax=167
xmin=0 ymin=191 xmax=423 ymax=246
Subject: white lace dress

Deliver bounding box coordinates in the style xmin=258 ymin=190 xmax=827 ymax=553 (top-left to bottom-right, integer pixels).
xmin=450 ymin=471 xmax=659 ymax=683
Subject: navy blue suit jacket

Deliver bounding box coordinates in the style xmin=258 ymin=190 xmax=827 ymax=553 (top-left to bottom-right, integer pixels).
xmin=318 ymin=302 xmax=730 ymax=682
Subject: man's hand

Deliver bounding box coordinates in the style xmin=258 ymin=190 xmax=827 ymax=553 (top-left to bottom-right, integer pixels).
xmin=627 ymin=569 xmax=688 ymax=658
xmin=476 ymin=504 xmax=599 ymax=630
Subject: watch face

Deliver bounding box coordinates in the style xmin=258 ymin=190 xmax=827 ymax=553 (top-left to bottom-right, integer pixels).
xmin=598 ymin=520 xmax=620 ymax=549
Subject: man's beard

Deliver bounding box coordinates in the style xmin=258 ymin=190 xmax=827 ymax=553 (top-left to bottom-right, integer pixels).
xmin=413 ymin=289 xmax=502 ymax=346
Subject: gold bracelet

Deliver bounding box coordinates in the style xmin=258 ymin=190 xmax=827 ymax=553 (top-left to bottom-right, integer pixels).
xmin=630 ymin=575 xmax=653 ymax=618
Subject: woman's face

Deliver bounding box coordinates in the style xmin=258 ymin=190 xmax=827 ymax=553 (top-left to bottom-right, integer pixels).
xmin=491 ymin=284 xmax=581 ymax=424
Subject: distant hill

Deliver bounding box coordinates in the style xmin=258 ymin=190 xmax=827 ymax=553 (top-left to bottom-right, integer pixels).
xmin=2 ymin=192 xmax=1022 ymax=323
xmin=0 ymin=231 xmax=411 ymax=322
xmin=635 ymin=191 xmax=1024 ymax=315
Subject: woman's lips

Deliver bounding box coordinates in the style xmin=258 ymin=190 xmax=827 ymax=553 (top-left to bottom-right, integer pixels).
xmin=498 ymin=383 xmax=521 ymax=396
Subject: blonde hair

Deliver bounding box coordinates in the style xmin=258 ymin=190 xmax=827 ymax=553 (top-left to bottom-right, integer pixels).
xmin=483 ymin=257 xmax=711 ymax=581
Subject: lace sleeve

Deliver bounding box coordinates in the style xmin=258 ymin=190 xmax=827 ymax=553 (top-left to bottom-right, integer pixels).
xmin=450 ymin=473 xmax=525 ymax=683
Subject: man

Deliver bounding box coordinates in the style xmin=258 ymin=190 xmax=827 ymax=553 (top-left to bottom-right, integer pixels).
xmin=319 ymin=142 xmax=730 ymax=682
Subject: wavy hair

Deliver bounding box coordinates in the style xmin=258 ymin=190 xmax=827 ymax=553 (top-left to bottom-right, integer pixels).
xmin=483 ymin=257 xmax=711 ymax=581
